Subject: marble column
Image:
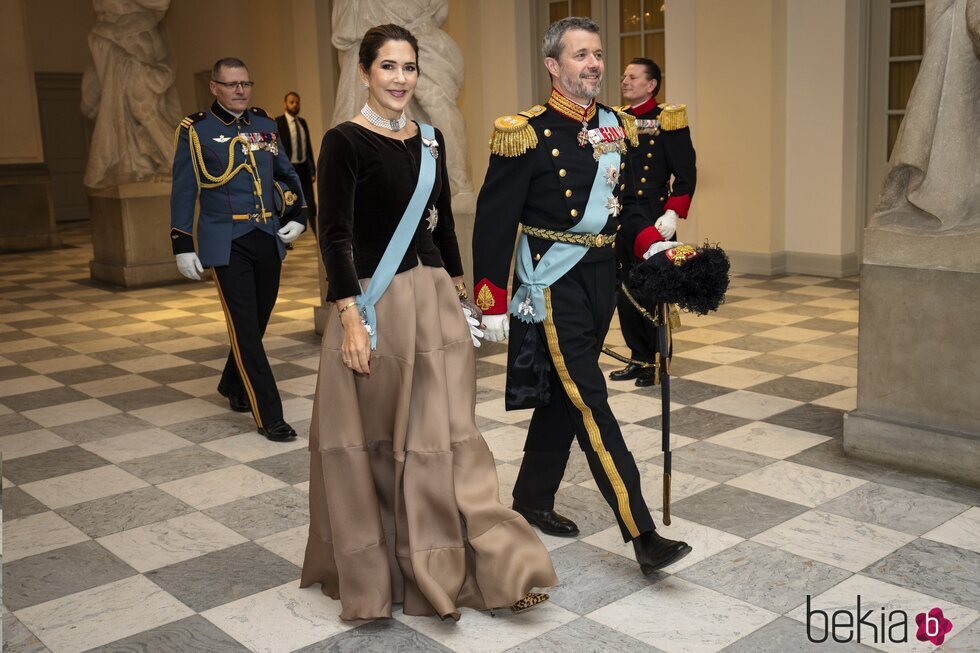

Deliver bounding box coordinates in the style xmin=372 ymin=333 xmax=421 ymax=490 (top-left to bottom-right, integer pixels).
xmin=0 ymin=0 xmax=59 ymax=252
xmin=843 ymin=0 xmax=980 ymax=487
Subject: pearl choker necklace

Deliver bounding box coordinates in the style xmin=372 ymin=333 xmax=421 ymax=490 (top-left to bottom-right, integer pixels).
xmin=361 ymin=104 xmax=407 ymax=132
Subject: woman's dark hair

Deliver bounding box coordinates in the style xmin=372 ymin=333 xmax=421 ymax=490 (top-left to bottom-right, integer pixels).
xmin=358 ymin=24 xmax=420 ymax=73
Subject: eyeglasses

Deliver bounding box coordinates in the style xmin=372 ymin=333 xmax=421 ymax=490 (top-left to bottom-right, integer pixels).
xmin=212 ymin=80 xmax=255 ymax=90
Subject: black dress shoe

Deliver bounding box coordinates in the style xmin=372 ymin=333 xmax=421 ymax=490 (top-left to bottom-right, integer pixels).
xmin=633 ymin=530 xmax=692 ymax=575
xmin=258 ymin=420 xmax=297 ymax=442
xmin=634 ymin=367 xmax=657 ymax=387
xmin=218 ymin=387 xmax=250 ymax=413
xmin=512 ymin=502 xmax=579 ymax=537
xmin=609 ymin=363 xmax=645 ymax=381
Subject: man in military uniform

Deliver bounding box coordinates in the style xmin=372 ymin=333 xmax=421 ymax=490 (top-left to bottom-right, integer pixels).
xmin=472 ymin=18 xmax=691 ymax=575
xmin=170 ymin=57 xmax=308 ymax=442
xmin=610 ymin=57 xmax=697 ymax=386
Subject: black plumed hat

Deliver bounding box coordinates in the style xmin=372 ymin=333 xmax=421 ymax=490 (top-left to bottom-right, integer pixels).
xmin=627 ymin=243 xmax=731 ymax=315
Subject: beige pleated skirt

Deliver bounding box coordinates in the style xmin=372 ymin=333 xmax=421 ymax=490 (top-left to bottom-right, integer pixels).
xmin=300 ymin=264 xmax=557 ymax=621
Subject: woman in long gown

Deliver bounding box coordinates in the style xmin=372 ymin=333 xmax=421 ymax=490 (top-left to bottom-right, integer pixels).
xmin=300 ymin=24 xmax=558 ymax=622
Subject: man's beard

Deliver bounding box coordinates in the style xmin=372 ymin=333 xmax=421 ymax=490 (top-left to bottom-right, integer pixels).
xmin=561 ymin=67 xmax=603 ymax=100
xmin=286 ymin=107 xmax=300 ymax=116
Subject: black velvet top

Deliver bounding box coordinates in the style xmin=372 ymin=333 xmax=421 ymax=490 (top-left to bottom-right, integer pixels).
xmin=316 ymin=121 xmax=463 ymax=301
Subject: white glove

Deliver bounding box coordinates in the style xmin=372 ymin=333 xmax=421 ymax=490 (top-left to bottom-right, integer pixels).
xmin=482 ymin=314 xmax=510 ymax=342
xmin=277 ymin=221 xmax=306 ymax=244
xmin=462 ymin=306 xmax=483 ymax=348
xmin=175 ymin=252 xmax=204 ymax=281
xmin=643 ymin=240 xmax=680 ymax=260
xmin=655 ymin=209 xmax=680 ymax=240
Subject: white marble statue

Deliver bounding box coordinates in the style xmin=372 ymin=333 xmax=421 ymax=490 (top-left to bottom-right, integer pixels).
xmin=332 ymin=0 xmax=476 ymax=213
xmin=80 ymin=0 xmax=182 ymax=189
xmin=874 ymin=0 xmax=980 ymax=234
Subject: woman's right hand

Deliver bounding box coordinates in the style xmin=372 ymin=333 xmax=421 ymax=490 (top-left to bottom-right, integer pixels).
xmin=338 ymin=298 xmax=371 ymax=374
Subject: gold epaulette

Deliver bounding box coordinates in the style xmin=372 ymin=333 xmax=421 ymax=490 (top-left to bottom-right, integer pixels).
xmin=174 ymin=112 xmax=206 ymax=146
xmin=658 ymin=104 xmax=689 ymax=131
xmin=488 ymin=105 xmax=546 ymax=157
xmin=615 ymin=110 xmax=639 ymax=147
xmin=612 ymin=104 xmax=630 ymax=113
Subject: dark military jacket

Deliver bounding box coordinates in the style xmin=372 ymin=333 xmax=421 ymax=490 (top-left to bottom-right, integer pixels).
xmin=617 ymin=96 xmax=697 ymax=263
xmin=170 ymin=101 xmax=307 ymax=268
xmin=472 ymin=88 xmax=656 ymax=315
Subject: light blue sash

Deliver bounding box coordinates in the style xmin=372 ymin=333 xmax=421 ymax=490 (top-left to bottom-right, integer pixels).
xmin=510 ymin=107 xmax=621 ymax=323
xmin=356 ymin=122 xmax=437 ymax=349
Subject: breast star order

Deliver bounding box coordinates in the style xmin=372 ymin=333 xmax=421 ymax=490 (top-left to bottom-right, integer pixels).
xmin=426 ymin=206 xmax=439 ymax=232
xmin=604 ymin=165 xmax=619 ymax=187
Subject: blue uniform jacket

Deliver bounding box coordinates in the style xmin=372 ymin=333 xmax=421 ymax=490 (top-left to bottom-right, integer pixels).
xmin=170 ymin=101 xmax=307 ymax=267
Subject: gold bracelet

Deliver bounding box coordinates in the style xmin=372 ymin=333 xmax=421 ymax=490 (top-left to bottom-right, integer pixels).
xmin=337 ymin=300 xmax=357 ymax=315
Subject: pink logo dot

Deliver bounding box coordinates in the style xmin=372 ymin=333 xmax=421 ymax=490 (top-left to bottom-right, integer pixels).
xmin=915 ymin=607 xmax=953 ymax=646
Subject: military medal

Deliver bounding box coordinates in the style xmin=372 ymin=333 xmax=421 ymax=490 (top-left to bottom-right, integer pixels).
xmin=426 ymin=206 xmax=439 ymax=232
xmin=580 ymin=126 xmax=627 ymax=160
xmin=240 ymin=132 xmax=278 ymax=155
xmin=517 ymin=296 xmax=536 ymax=319
xmin=604 ymin=165 xmax=619 ymax=187
xmin=606 ymin=195 xmax=622 ymax=217
xmin=576 ymin=120 xmax=590 ymax=148
xmin=421 ymin=135 xmax=440 ymax=159
xmin=636 ymin=118 xmax=660 ymax=136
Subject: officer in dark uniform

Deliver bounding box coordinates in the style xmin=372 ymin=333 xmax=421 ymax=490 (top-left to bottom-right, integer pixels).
xmin=610 ymin=57 xmax=697 ymax=386
xmin=472 ymin=18 xmax=691 ymax=575
xmin=170 ymin=57 xmax=308 ymax=442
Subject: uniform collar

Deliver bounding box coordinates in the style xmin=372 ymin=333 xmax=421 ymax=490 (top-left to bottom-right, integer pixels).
xmin=211 ymin=101 xmax=250 ymax=126
xmin=629 ymin=95 xmax=658 ymax=115
xmin=547 ymin=87 xmax=597 ymax=124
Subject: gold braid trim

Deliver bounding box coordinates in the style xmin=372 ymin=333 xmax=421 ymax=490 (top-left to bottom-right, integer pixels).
xmin=189 ymin=128 xmax=255 ymax=189
xmin=658 ymin=104 xmax=689 ymax=131
xmin=615 ymin=110 xmax=639 ymax=147
xmin=489 ymin=114 xmax=538 ymax=157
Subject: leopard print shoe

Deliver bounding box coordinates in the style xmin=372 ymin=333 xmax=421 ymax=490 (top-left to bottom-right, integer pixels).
xmin=511 ymin=592 xmax=550 ymax=613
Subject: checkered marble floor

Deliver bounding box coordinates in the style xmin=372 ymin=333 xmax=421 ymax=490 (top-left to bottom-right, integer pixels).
xmin=2 ymin=226 xmax=979 ymax=653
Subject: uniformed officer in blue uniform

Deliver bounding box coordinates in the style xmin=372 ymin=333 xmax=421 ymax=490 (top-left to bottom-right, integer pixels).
xmin=170 ymin=57 xmax=307 ymax=442
xmin=472 ymin=18 xmax=691 ymax=576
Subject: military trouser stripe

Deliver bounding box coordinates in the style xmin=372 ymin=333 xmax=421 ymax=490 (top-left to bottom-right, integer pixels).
xmin=542 ymin=288 xmax=640 ymax=538
xmin=213 ymin=275 xmax=263 ymax=428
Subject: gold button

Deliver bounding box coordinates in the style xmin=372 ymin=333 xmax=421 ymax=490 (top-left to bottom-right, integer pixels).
xmin=620 ymin=162 xmax=625 ymax=170
xmin=616 ymin=224 xmax=622 ymax=231
xmin=638 ymin=190 xmax=644 ymax=196
xmin=552 ymin=148 xmax=560 ymax=157
xmin=565 ymin=189 xmax=572 ymax=198
xmin=570 ymin=209 xmax=578 ymax=217
xmin=641 ymin=177 xmax=647 ymax=183
xmin=544 ymin=129 xmax=552 ymax=137
xmin=559 ymin=168 xmax=567 ymax=177
xmin=620 ymin=183 xmax=625 ymax=191
xmin=649 ymin=139 xmax=655 ymax=145
xmin=595 ymin=234 xmax=606 ymax=247
xmin=646 ymin=152 xmax=652 ymax=158
xmin=643 ymin=165 xmax=649 ymax=171
xmin=660 ymin=196 xmax=666 ymax=201
xmin=534 ymin=253 xmax=542 ymax=261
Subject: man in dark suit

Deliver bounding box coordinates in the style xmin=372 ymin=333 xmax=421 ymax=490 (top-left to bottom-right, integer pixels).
xmin=276 ymin=92 xmax=317 ymax=233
